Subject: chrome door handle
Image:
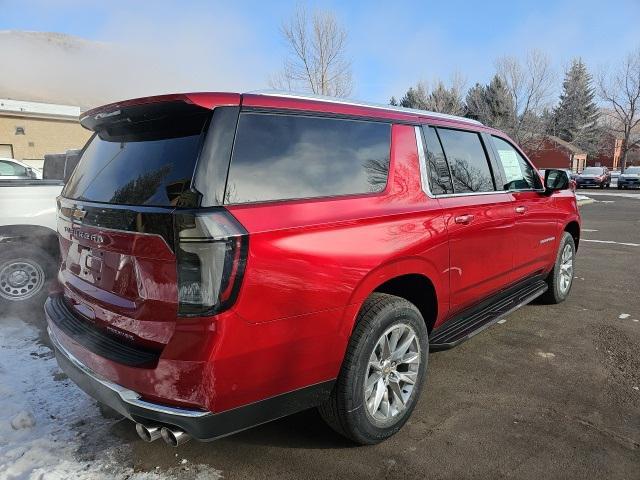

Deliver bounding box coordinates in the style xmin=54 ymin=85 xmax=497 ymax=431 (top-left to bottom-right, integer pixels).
xmin=454 ymin=214 xmax=474 ymax=225
xmin=515 ymin=206 xmax=526 ymax=214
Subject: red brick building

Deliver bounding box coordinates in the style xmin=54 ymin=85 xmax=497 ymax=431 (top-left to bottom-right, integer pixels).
xmin=525 ymin=136 xmax=587 ymax=172
xmin=591 ymin=133 xmax=620 ymax=169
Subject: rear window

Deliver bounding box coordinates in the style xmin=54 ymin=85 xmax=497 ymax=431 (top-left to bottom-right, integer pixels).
xmin=582 ymin=167 xmax=604 ymax=175
xmin=63 ymin=102 xmax=210 ymax=206
xmin=224 ymin=113 xmax=391 ymax=204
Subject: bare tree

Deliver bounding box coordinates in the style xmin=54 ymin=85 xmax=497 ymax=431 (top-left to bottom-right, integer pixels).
xmin=496 ymin=50 xmax=554 ymax=151
xmin=598 ymin=48 xmax=640 ymax=172
xmin=270 ymin=6 xmax=352 ymax=97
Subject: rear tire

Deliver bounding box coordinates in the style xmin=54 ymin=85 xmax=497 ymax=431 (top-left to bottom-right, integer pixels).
xmin=539 ymin=232 xmax=575 ymax=304
xmin=0 ymin=245 xmax=56 ymax=311
xmin=318 ymin=293 xmax=429 ymax=445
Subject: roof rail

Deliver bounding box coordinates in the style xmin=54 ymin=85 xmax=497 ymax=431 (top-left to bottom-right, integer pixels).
xmin=247 ymin=90 xmax=483 ymax=126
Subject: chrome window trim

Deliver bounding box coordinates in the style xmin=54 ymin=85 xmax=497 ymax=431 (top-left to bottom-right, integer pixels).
xmin=414 ymin=126 xmax=435 ymax=198
xmin=433 ymin=190 xmax=511 ymax=199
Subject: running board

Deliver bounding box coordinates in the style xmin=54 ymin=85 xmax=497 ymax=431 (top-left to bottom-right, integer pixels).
xmin=429 ymin=279 xmax=548 ymax=351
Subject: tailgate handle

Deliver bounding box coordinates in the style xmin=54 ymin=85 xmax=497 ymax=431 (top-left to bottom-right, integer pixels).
xmin=454 ymin=214 xmax=474 ymax=225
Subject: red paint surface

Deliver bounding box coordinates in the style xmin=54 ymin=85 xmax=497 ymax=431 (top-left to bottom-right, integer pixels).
xmin=49 ymin=92 xmax=581 ymax=414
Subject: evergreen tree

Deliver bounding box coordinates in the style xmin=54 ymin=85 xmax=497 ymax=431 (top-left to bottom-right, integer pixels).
xmin=426 ymin=81 xmax=466 ymax=116
xmin=484 ymin=75 xmax=514 ymax=130
xmin=389 ymin=96 xmax=398 ymax=106
xmin=400 ymin=83 xmax=428 ymax=109
xmin=464 ymin=76 xmax=513 ymax=129
xmin=398 ymin=81 xmax=464 ymax=115
xmin=553 ymin=59 xmax=600 ymax=154
xmin=465 ymin=83 xmax=488 ymax=122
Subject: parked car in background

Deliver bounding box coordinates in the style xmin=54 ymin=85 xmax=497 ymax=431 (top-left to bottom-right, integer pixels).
xmin=0 ymin=179 xmax=63 ymax=307
xmin=539 ymin=168 xmax=577 ymax=181
xmin=617 ymin=166 xmax=640 ymax=189
xmin=0 ymin=149 xmax=81 ymax=308
xmin=46 ymin=91 xmax=580 ymax=448
xmin=575 ymin=166 xmax=611 ymax=188
xmin=0 ymin=157 xmax=42 ymax=180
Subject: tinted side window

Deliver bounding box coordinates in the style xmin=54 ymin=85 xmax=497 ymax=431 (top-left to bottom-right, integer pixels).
xmin=226 ymin=113 xmax=391 ymax=204
xmin=437 ymin=129 xmax=495 ymax=193
xmin=422 ymin=126 xmax=453 ymax=195
xmin=492 ymin=136 xmax=540 ymax=190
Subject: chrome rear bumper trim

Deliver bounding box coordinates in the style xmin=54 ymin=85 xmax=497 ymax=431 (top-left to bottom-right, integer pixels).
xmin=48 ymin=326 xmax=209 ymax=419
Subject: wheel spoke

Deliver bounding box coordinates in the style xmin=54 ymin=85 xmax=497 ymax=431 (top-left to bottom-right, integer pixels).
xmin=392 ymin=332 xmax=415 ymax=361
xmin=380 ymin=388 xmax=391 ymax=418
xmin=388 ymin=380 xmax=405 ymax=408
xmin=381 ymin=334 xmax=391 ymax=360
xmin=397 ymin=371 xmax=417 ymax=385
xmin=369 ymin=351 xmax=382 ymax=371
xmin=401 ymin=352 xmax=420 ymax=365
xmin=371 ymin=378 xmax=386 ymax=413
xmin=388 ymin=328 xmax=401 ymax=353
xmin=365 ymin=371 xmax=382 ymax=394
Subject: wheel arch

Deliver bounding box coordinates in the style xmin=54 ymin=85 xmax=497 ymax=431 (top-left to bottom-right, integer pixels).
xmin=346 ymin=257 xmax=444 ymax=335
xmin=564 ymin=220 xmax=580 ymax=251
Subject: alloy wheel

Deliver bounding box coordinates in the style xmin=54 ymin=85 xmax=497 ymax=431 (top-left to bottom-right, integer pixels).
xmin=558 ymin=244 xmax=574 ymax=295
xmin=364 ymin=323 xmax=421 ymax=424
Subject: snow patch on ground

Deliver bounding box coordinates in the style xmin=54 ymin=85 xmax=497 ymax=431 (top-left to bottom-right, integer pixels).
xmin=0 ymin=316 xmax=222 ymax=480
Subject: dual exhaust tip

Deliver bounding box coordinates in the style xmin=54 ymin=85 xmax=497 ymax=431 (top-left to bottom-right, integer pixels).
xmin=135 ymin=423 xmax=191 ymax=447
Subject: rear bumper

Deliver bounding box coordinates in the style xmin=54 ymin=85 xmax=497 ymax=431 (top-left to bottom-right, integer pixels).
xmin=48 ymin=311 xmax=334 ymax=441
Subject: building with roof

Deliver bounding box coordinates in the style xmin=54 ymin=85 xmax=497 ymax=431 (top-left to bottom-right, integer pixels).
xmin=0 ymin=98 xmax=91 ymax=169
xmin=525 ymin=136 xmax=588 ymax=172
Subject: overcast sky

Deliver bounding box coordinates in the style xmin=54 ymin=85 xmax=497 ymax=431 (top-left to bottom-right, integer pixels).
xmin=1 ymin=0 xmax=639 ymax=107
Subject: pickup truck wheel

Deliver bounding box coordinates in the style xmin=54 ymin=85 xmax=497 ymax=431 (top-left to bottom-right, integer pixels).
xmin=539 ymin=232 xmax=575 ymax=304
xmin=318 ymin=293 xmax=428 ymax=445
xmin=0 ymin=245 xmax=55 ymax=308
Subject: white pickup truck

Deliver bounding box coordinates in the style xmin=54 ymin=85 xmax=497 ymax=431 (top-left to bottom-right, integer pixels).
xmin=0 ymin=180 xmax=63 ymax=308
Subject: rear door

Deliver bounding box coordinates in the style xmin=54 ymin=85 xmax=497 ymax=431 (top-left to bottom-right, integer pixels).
xmin=420 ymin=126 xmax=515 ymax=314
xmin=489 ymin=135 xmax=559 ymax=281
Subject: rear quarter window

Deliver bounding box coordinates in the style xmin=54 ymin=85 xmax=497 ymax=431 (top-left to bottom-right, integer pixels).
xmin=224 ymin=113 xmax=391 ymax=204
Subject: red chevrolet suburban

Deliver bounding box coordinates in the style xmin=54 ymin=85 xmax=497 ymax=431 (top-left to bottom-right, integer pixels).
xmin=46 ymin=91 xmax=580 ymax=446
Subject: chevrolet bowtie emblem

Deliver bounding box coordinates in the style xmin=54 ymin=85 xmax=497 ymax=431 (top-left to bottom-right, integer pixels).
xmin=72 ymin=208 xmax=86 ymax=221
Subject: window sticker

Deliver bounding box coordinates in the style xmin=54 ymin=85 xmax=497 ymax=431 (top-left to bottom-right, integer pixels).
xmin=497 ymin=149 xmax=523 ymax=182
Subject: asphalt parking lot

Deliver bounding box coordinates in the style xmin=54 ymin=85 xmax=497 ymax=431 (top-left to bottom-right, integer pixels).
xmin=6 ymin=190 xmax=640 ymax=479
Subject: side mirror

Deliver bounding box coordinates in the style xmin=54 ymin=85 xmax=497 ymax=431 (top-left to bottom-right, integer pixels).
xmin=544 ymin=169 xmax=570 ymax=195
xmin=28 ymin=167 xmax=38 ymax=179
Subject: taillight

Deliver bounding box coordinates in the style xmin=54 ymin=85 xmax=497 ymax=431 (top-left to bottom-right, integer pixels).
xmin=174 ymin=209 xmax=248 ymax=316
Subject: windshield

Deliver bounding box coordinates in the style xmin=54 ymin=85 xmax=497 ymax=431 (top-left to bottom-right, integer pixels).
xmin=582 ymin=167 xmax=604 ymax=175
xmin=624 ymin=167 xmax=640 ymax=174
xmin=63 ymin=102 xmax=211 ymax=206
